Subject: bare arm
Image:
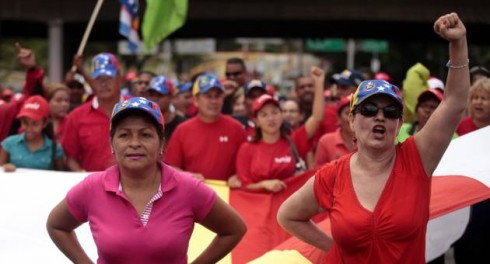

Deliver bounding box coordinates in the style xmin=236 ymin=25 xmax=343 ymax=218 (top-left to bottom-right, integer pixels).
xmin=46 ymin=199 xmax=93 ymax=264
xmin=245 ymin=179 xmax=287 ymax=193
xmin=415 ymin=12 xmax=470 ymax=176
xmin=277 ymin=178 xmax=333 ymax=252
xmin=191 ymin=197 xmax=247 ymax=264
xmin=304 ymin=66 xmax=326 ymax=139
xmin=0 ymin=148 xmax=9 ymax=165
xmin=66 ymin=156 xmax=84 ymax=172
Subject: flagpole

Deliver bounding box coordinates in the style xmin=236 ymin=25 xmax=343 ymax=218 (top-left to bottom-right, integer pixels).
xmin=71 ymin=0 xmax=105 ymax=72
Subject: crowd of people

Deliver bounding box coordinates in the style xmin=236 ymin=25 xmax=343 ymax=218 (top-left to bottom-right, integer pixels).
xmin=0 ymin=12 xmax=489 ymax=263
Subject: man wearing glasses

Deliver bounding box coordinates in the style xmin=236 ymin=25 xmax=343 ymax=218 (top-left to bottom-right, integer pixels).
xmin=222 ymin=57 xmax=249 ymax=115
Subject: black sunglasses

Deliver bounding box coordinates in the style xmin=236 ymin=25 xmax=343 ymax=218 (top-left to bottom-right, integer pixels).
xmin=356 ymin=102 xmax=402 ymax=119
xmin=225 ymin=71 xmax=242 ymax=77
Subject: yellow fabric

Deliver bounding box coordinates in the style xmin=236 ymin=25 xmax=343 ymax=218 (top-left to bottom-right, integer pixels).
xmin=402 ymin=63 xmax=430 ymax=123
xmin=188 ymin=180 xmax=231 ymax=264
xmin=248 ymin=250 xmax=312 ymax=264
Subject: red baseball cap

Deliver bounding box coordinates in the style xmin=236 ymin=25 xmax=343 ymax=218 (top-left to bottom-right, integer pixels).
xmin=16 ymin=95 xmax=49 ymax=120
xmin=417 ymin=88 xmax=443 ymax=102
xmin=336 ymin=95 xmax=352 ymax=114
xmin=252 ymin=94 xmax=280 ymax=116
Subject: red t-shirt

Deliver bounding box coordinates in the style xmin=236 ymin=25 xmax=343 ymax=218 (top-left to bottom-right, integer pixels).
xmin=236 ymin=128 xmax=310 ymax=186
xmin=164 ymin=115 xmax=246 ymax=181
xmin=315 ymin=129 xmax=355 ymax=167
xmin=320 ymin=104 xmax=339 ymax=134
xmin=456 ymin=117 xmax=478 ymax=136
xmin=314 ymin=137 xmax=430 ymax=264
xmin=61 ymin=99 xmax=115 ymax=171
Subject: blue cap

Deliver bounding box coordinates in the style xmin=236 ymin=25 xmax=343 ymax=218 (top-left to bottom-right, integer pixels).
xmin=148 ymin=76 xmax=174 ymax=95
xmin=91 ymin=52 xmax=120 ymax=79
xmin=176 ymin=82 xmax=193 ymax=94
xmin=192 ymin=74 xmax=224 ymax=96
xmin=245 ymin=79 xmax=267 ymax=96
xmin=350 ymin=80 xmax=403 ymax=112
xmin=111 ymin=97 xmax=164 ymax=131
xmin=331 ymin=69 xmax=364 ymax=86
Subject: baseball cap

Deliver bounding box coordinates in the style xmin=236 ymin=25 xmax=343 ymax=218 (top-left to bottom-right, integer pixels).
xmin=111 ymin=97 xmax=165 ymax=132
xmin=350 ymin=80 xmax=403 ymax=112
xmin=192 ymin=74 xmax=224 ymax=96
xmin=469 ymin=66 xmax=490 ymax=77
xmin=148 ymin=76 xmax=174 ymax=95
xmin=336 ymin=95 xmax=352 ymax=115
xmin=417 ymin=88 xmax=443 ymax=103
xmin=427 ymin=77 xmax=445 ymax=91
xmin=176 ymin=82 xmax=192 ymax=94
xmin=91 ymin=52 xmax=120 ymax=79
xmin=16 ymin=95 xmax=49 ymax=121
xmin=374 ymin=72 xmax=393 ymax=82
xmin=252 ymin=94 xmax=280 ymax=116
xmin=331 ymin=69 xmax=365 ymax=87
xmin=245 ymin=79 xmax=267 ymax=96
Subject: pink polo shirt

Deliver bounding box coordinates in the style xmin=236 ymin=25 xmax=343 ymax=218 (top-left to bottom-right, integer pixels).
xmin=66 ymin=163 xmax=217 ymax=264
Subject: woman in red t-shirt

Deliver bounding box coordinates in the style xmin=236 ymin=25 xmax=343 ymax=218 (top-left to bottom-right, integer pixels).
xmin=236 ymin=67 xmax=324 ymax=192
xmin=278 ymin=13 xmax=469 ymax=263
xmin=456 ymin=77 xmax=490 ymax=135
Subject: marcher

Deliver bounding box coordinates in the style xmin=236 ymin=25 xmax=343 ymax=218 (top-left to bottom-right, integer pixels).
xmin=277 ymin=12 xmax=469 ymax=263
xmin=0 ymin=95 xmax=64 ymax=171
xmin=61 ymin=52 xmax=126 ymax=171
xmin=46 ymin=97 xmax=246 ymax=264
xmin=235 ymin=67 xmax=324 ymax=192
xmin=164 ymin=73 xmax=246 ymax=187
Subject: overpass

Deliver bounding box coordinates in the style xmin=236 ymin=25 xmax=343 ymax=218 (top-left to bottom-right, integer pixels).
xmin=1 ymin=0 xmax=489 ymax=81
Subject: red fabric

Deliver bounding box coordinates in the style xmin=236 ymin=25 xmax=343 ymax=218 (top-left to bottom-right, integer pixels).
xmin=55 ymin=116 xmax=67 ymax=140
xmin=291 ymin=125 xmax=313 ymax=160
xmin=230 ymin=169 xmax=316 ymax=264
xmin=315 ymin=129 xmax=354 ymax=166
xmin=456 ymin=117 xmax=478 ymax=136
xmin=164 ymin=115 xmax=246 ymax=180
xmin=236 ymin=139 xmax=297 ymax=186
xmin=313 ymin=137 xmax=430 ymax=264
xmin=320 ymin=104 xmax=339 ymax=134
xmin=272 ymin=175 xmax=490 ymax=263
xmin=0 ymin=99 xmax=23 ymax=144
xmin=24 ymin=67 xmax=46 ymax=97
xmin=61 ymin=101 xmax=115 ymax=171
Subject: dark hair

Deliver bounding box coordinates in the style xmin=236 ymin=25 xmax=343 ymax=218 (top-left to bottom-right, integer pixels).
xmin=110 ymin=110 xmax=164 ymax=140
xmin=226 ymin=57 xmax=247 ymax=70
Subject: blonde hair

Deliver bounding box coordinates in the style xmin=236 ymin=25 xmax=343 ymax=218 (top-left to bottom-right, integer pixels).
xmin=44 ymin=82 xmax=71 ymax=101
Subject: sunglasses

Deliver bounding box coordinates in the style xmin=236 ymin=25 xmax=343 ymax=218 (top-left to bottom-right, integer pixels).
xmin=356 ymin=102 xmax=402 ymax=119
xmin=225 ymin=71 xmax=242 ymax=77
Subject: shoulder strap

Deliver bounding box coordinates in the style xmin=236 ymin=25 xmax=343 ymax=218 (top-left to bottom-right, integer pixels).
xmin=285 ymin=135 xmax=307 ymax=172
xmin=50 ymin=139 xmax=57 ymax=170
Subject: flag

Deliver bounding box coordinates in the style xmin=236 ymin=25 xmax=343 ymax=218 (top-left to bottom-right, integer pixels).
xmin=119 ymin=0 xmax=141 ymax=53
xmin=142 ymin=0 xmax=188 ymax=51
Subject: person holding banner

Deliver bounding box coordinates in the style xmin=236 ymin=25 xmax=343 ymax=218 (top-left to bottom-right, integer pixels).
xmin=235 ymin=66 xmax=324 ymax=192
xmin=278 ymin=12 xmax=469 ymax=263
xmin=47 ymin=97 xmax=246 ymax=264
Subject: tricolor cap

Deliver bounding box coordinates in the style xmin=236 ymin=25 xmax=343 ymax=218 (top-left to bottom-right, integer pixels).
xmin=192 ymin=74 xmax=224 ymax=96
xmin=16 ymin=95 xmax=49 ymax=120
xmin=148 ymin=76 xmax=174 ymax=95
xmin=331 ymin=69 xmax=364 ymax=86
xmin=350 ymin=80 xmax=403 ymax=112
xmin=252 ymin=94 xmax=280 ymax=116
xmin=245 ymin=79 xmax=267 ymax=96
xmin=176 ymin=82 xmax=193 ymax=94
xmin=111 ymin=97 xmax=165 ymax=132
xmin=91 ymin=52 xmax=120 ymax=79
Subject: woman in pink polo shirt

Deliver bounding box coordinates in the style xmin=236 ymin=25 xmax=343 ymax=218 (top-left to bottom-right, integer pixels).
xmin=46 ymin=97 xmax=246 ymax=264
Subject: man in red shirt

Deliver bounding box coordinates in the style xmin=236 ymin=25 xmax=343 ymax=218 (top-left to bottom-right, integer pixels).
xmin=61 ymin=53 xmax=125 ymax=172
xmin=164 ymin=73 xmax=246 ymax=187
